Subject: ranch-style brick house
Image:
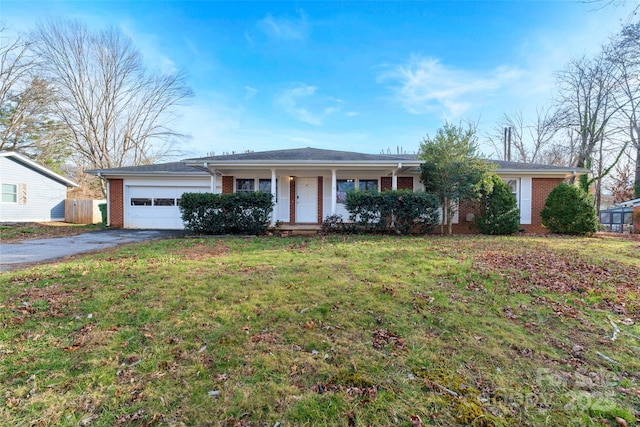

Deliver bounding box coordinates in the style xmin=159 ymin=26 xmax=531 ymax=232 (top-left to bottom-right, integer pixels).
xmin=88 ymin=147 xmax=588 ymax=233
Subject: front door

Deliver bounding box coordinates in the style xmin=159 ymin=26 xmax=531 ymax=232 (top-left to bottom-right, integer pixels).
xmin=296 ymin=178 xmax=318 ymax=223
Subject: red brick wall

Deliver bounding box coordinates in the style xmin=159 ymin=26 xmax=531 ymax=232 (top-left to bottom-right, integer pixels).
xmin=222 ymin=176 xmax=234 ymax=194
xmin=289 ymin=177 xmax=296 ymax=223
xmin=381 ymin=177 xmax=392 ymax=191
xmin=449 ymin=201 xmax=477 ymax=234
xmin=317 ymin=176 xmax=323 ymax=223
xmin=634 ymin=206 xmax=640 ymax=233
xmin=398 ymin=177 xmax=414 ymax=190
xmin=109 ymin=179 xmax=124 ymax=228
xmin=525 ymin=178 xmax=563 ymax=234
xmin=444 ymin=177 xmax=564 ymax=234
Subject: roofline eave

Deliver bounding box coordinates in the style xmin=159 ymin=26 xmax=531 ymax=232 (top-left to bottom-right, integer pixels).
xmin=184 ymin=160 xmax=423 ymax=169
xmin=87 ymin=171 xmax=210 ymax=179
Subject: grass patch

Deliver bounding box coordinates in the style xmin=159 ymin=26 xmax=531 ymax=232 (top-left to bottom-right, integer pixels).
xmin=0 ymin=222 xmax=101 ymax=242
xmin=1 ymin=234 xmax=639 ymax=426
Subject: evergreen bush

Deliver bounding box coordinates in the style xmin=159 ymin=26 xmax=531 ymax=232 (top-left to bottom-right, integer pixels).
xmin=540 ymin=183 xmax=598 ymax=235
xmin=179 ymin=192 xmax=273 ymax=235
xmin=344 ymin=190 xmax=439 ymax=234
xmin=474 ymin=174 xmax=520 ymax=235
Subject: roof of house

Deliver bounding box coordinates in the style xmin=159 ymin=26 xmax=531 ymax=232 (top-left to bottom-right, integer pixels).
xmin=88 ymin=147 xmax=590 ymax=177
xmin=186 ymin=147 xmax=418 ymax=162
xmin=0 ymin=151 xmax=78 ymax=187
xmin=617 ymin=197 xmax=640 ymax=207
xmin=87 ymin=161 xmax=209 ymax=176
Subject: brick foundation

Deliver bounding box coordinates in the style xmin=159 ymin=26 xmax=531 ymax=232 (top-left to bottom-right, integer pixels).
xmin=109 ymin=179 xmax=124 ymax=228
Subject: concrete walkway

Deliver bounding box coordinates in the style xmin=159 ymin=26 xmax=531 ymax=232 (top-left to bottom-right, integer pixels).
xmin=0 ymin=229 xmax=186 ymax=272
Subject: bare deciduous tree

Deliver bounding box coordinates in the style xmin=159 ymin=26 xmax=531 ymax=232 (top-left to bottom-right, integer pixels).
xmin=0 ymin=27 xmax=70 ymax=170
xmin=608 ymin=21 xmax=640 ymax=197
xmin=554 ymin=53 xmax=624 ymax=210
xmin=486 ymin=107 xmax=562 ymax=164
xmin=555 ymin=54 xmax=620 ymax=173
xmin=28 ymin=19 xmax=193 ymax=188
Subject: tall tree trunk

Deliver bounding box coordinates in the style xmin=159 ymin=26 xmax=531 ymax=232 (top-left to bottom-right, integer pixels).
xmin=635 ymin=145 xmax=640 ymax=198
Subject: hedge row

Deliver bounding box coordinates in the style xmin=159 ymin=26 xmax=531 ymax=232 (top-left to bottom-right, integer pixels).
xmin=341 ymin=190 xmax=440 ymax=234
xmin=179 ymin=192 xmax=273 ymax=235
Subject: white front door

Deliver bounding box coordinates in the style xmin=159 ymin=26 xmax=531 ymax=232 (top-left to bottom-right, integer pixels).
xmin=296 ymin=177 xmax=318 ymax=223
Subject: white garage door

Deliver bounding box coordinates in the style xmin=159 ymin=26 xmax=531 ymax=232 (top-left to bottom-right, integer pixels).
xmin=126 ymin=186 xmax=209 ymax=229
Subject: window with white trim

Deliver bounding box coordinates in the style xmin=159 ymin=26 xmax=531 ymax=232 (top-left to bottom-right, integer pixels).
xmin=336 ymin=179 xmax=355 ymax=203
xmin=359 ymin=179 xmax=378 ymax=192
xmin=505 ymin=179 xmax=519 ymax=207
xmin=259 ymin=178 xmax=277 ymax=201
xmin=2 ymin=183 xmax=17 ymax=203
xmin=235 ymin=179 xmax=255 ymax=193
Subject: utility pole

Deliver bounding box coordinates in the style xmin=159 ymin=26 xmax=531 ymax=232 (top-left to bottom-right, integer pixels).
xmin=503 ymin=127 xmax=512 ymax=161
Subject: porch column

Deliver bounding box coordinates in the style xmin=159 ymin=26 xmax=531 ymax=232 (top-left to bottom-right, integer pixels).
xmin=331 ymin=169 xmax=337 ymax=215
xmin=392 ymin=170 xmax=398 ymax=190
xmin=210 ymin=175 xmax=215 ymax=192
xmin=270 ymin=169 xmax=277 ymax=226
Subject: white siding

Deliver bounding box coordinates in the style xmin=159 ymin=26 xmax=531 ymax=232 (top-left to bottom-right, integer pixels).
xmin=0 ymin=156 xmax=69 ymax=222
xmin=277 ymin=176 xmax=290 ymax=223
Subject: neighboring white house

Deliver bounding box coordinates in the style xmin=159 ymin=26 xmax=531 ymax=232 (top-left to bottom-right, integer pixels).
xmin=0 ymin=152 xmax=78 ymax=222
xmin=88 ymin=147 xmax=588 ymax=233
xmin=618 ymin=197 xmax=640 ymax=233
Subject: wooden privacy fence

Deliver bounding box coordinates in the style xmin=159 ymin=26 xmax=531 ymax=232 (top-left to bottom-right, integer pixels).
xmin=65 ymin=199 xmax=106 ymax=224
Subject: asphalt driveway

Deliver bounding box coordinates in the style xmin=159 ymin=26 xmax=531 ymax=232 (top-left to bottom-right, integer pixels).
xmin=0 ymin=229 xmax=186 ymax=272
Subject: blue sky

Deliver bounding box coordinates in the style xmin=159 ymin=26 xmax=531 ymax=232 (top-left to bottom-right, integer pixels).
xmin=1 ymin=1 xmax=637 ymax=159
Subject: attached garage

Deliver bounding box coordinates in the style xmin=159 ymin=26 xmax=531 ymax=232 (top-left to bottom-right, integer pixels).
xmin=88 ymin=162 xmax=212 ymax=230
xmin=125 ymin=185 xmax=209 ymax=229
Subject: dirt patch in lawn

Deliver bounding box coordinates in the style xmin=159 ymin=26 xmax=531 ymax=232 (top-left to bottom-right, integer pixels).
xmin=170 ymin=241 xmax=231 ymax=260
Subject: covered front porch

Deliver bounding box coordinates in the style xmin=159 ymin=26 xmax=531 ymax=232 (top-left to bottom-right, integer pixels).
xmin=182 ymin=147 xmax=425 ymax=226
xmin=209 ymin=167 xmax=422 ymax=226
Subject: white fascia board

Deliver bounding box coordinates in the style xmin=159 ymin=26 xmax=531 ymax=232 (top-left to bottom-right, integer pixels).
xmin=184 ymin=160 xmax=422 ymax=170
xmin=94 ymin=172 xmax=210 ymax=179
xmin=494 ymin=168 xmax=584 ymax=178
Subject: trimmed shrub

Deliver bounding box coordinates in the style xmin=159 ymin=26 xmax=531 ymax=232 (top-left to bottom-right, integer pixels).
xmin=179 ymin=192 xmax=274 ymax=235
xmin=474 ymin=174 xmax=520 ymax=235
xmin=344 ymin=190 xmax=440 ymax=234
xmin=540 ymin=183 xmax=598 ymax=235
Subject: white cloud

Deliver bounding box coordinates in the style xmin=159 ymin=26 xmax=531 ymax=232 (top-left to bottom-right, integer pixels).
xmin=257 ymin=11 xmax=309 ymax=41
xmin=244 ymin=86 xmax=258 ymax=100
xmin=378 ymin=55 xmax=522 ymax=118
xmin=275 ymin=83 xmax=340 ymax=125
xmin=120 ymin=22 xmax=178 ymax=74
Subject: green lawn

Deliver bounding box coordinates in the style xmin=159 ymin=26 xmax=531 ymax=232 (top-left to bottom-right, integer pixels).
xmin=0 ymin=222 xmax=101 ymax=242
xmin=1 ymin=235 xmax=639 ymax=426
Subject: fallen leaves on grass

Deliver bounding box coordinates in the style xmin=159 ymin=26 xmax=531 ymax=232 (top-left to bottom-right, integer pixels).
xmin=372 ymin=328 xmax=407 ymax=351
xmin=474 ymin=250 xmax=640 ymax=316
